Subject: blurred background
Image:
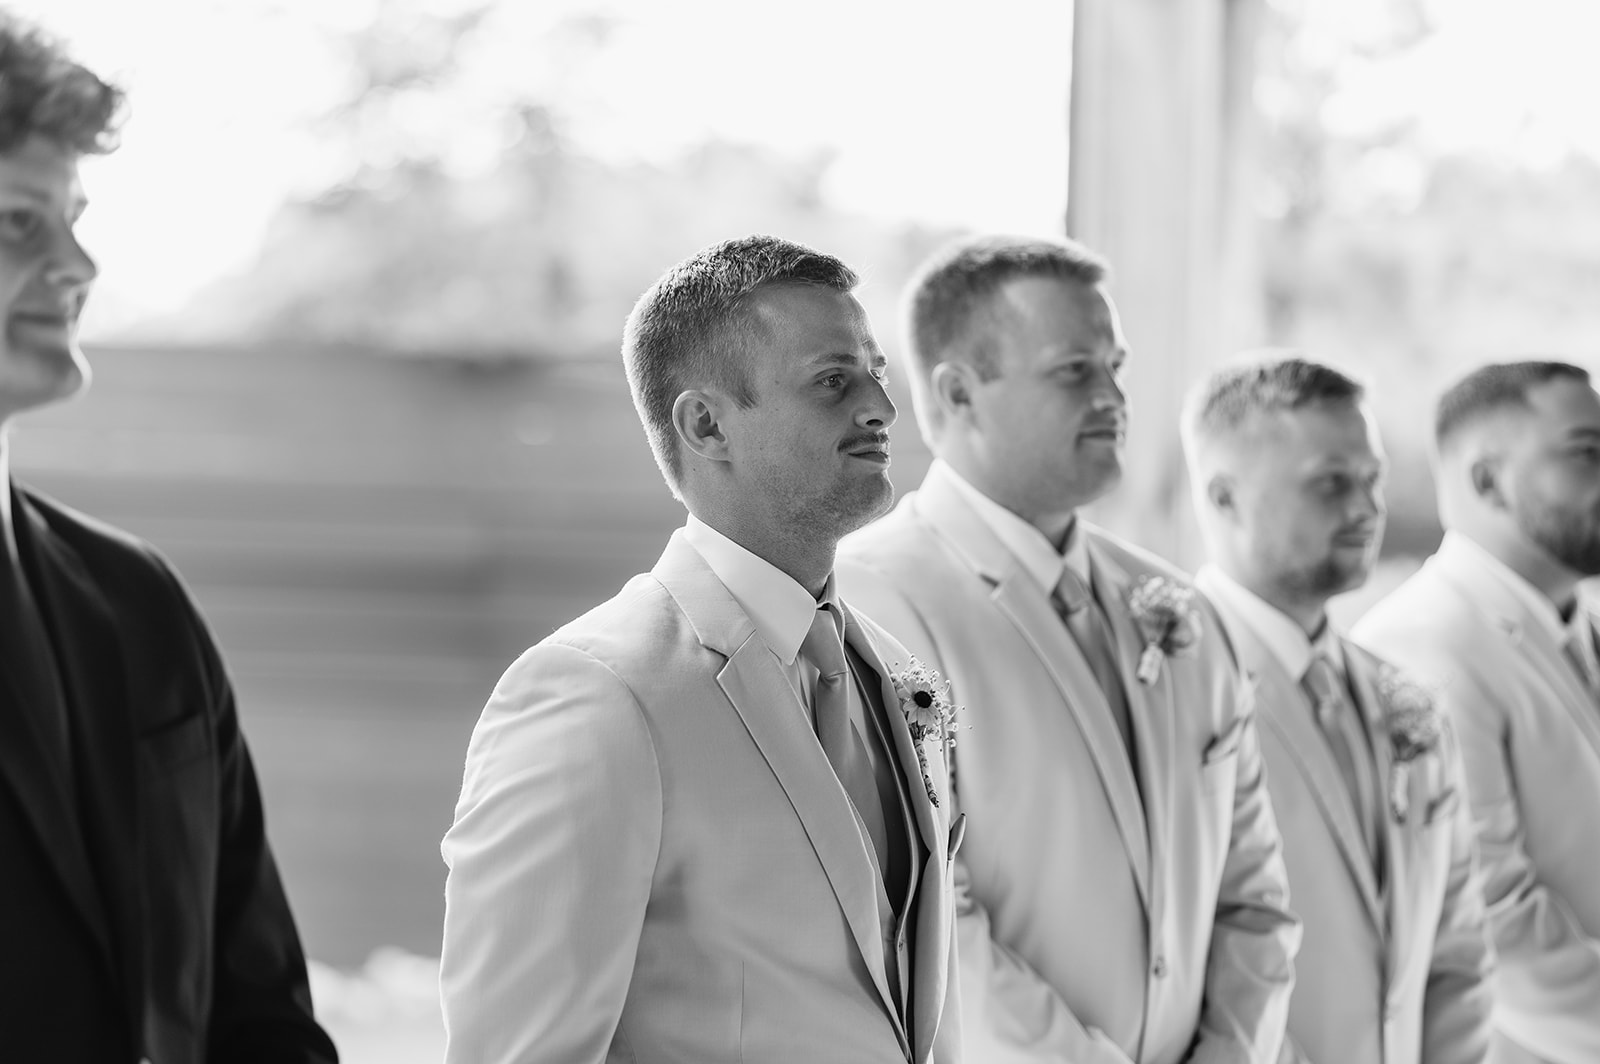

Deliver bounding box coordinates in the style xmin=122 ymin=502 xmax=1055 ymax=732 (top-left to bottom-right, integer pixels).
xmin=11 ymin=0 xmax=1600 ymax=1057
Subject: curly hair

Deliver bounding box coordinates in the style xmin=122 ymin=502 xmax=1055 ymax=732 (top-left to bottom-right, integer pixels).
xmin=0 ymin=12 xmax=124 ymax=155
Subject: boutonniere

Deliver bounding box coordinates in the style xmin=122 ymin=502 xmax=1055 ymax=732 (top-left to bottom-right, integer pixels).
xmin=1378 ymin=667 xmax=1445 ymax=823
xmin=888 ymin=656 xmax=961 ymax=807
xmin=1128 ymin=577 xmax=1203 ymax=685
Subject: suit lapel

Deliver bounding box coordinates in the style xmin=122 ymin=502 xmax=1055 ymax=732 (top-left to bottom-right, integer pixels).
xmin=654 ymin=532 xmax=910 ymax=1053
xmin=1434 ymin=540 xmax=1600 ymax=760
xmin=1344 ymin=642 xmax=1411 ymax=981
xmin=842 ymin=606 xmax=950 ymax=1062
xmin=911 ymin=474 xmax=1152 ymax=907
xmin=17 ymin=492 xmax=144 ymax=1027
xmin=1201 ymin=577 xmax=1385 ymax=928
xmin=0 ymin=542 xmax=117 ymax=979
xmin=1088 ymin=538 xmax=1172 ymax=923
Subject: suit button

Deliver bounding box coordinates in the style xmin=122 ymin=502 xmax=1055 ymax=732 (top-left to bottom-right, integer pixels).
xmin=1152 ymin=956 xmax=1168 ymax=978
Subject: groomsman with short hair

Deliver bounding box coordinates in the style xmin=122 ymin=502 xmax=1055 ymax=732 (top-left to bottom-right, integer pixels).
xmin=441 ymin=234 xmax=963 ymax=1063
xmin=838 ymin=235 xmax=1299 ymax=1064
xmin=1183 ymin=356 xmax=1493 ymax=1064
xmin=1356 ymin=361 xmax=1600 ymax=1064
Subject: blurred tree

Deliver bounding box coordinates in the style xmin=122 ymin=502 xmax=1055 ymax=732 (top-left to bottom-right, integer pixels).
xmin=155 ymin=0 xmax=957 ymax=360
xmin=1252 ymin=0 xmax=1600 ymax=556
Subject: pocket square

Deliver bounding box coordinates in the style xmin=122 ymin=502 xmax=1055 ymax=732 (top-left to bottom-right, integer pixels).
xmin=1424 ymin=786 xmax=1459 ymax=825
xmin=947 ymin=812 xmax=967 ymax=862
xmin=1203 ymin=714 xmax=1249 ymax=764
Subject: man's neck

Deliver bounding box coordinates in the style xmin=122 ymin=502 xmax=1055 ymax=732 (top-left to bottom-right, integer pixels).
xmin=1469 ymin=522 xmax=1584 ymax=619
xmin=1228 ymin=565 xmax=1327 ymax=638
xmin=938 ymin=455 xmax=1078 ymax=551
xmin=686 ymin=504 xmax=834 ymax=599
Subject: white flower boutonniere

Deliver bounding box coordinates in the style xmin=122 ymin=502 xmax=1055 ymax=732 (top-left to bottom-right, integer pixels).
xmin=1378 ymin=667 xmax=1445 ymax=823
xmin=887 ymin=656 xmax=961 ymax=807
xmin=1127 ymin=577 xmax=1203 ymax=685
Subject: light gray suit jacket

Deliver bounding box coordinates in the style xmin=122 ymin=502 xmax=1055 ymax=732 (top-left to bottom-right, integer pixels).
xmin=1200 ymin=570 xmax=1493 ymax=1064
xmin=440 ymin=529 xmax=962 ymax=1063
xmin=1356 ymin=535 xmax=1600 ymax=1064
xmin=838 ymin=466 xmax=1299 ymax=1064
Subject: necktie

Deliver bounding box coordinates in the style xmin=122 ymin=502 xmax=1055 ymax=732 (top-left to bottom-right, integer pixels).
xmin=1054 ymin=566 xmax=1136 ymax=759
xmin=802 ymin=605 xmax=895 ymax=892
xmin=1301 ymin=653 xmax=1380 ymax=862
xmin=1563 ymin=610 xmax=1600 ymax=702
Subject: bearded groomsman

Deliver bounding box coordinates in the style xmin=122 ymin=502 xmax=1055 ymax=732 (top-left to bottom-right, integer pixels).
xmin=1183 ymin=357 xmax=1493 ymax=1064
xmin=837 ymin=235 xmax=1298 ymax=1064
xmin=1356 ymin=361 xmax=1600 ymax=1064
xmin=441 ymin=235 xmax=962 ymax=1063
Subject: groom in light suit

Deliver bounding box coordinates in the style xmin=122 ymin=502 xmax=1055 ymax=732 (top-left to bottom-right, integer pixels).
xmin=1183 ymin=357 xmax=1493 ymax=1064
xmin=1356 ymin=361 xmax=1600 ymax=1064
xmin=440 ymin=235 xmax=962 ymax=1063
xmin=838 ymin=235 xmax=1299 ymax=1063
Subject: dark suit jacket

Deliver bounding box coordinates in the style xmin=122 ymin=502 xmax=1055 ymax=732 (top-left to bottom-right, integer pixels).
xmin=0 ymin=483 xmax=337 ymax=1063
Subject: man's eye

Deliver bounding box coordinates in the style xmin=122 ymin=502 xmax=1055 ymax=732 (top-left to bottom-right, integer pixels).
xmin=0 ymin=209 xmax=41 ymax=243
xmin=1317 ymin=476 xmax=1349 ymax=497
xmin=820 ymin=373 xmax=845 ymax=389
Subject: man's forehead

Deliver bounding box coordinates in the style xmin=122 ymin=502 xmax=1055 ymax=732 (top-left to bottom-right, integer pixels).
xmin=1467 ymin=378 xmax=1600 ymax=450
xmin=1209 ymin=401 xmax=1380 ymax=469
xmin=0 ymin=136 xmax=88 ymax=205
xmin=1527 ymin=375 xmax=1600 ymax=422
xmin=748 ymin=283 xmax=872 ymax=336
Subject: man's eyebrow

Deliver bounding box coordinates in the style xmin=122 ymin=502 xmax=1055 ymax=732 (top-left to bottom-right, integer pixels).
xmin=807 ymin=350 xmax=885 ymax=369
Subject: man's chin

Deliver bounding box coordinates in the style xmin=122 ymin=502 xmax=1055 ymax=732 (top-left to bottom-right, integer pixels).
xmin=834 ymin=476 xmax=895 ymax=537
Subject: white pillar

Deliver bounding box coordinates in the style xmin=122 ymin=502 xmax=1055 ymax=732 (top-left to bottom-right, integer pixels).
xmin=1069 ymin=0 xmax=1264 ymax=564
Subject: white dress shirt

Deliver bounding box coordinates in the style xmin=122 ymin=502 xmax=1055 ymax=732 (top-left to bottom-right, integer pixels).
xmin=1196 ymin=564 xmax=1347 ymax=684
xmin=683 ymin=514 xmax=832 ymax=716
xmin=1444 ymin=531 xmax=1567 ymax=645
xmin=936 ymin=459 xmax=1091 ymax=596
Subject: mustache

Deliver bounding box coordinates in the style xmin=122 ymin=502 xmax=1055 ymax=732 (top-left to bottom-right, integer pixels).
xmin=1079 ymin=415 xmax=1127 ymax=435
xmin=1333 ymin=522 xmax=1380 ymax=542
xmin=840 ymin=432 xmax=890 ymax=453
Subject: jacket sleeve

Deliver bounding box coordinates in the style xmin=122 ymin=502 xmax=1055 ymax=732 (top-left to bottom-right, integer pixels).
xmin=159 ymin=561 xmax=339 ymax=1064
xmin=1419 ymin=721 xmax=1495 ymax=1064
xmin=439 ymin=642 xmax=662 ymax=1064
xmin=1188 ymin=676 xmax=1301 ymax=1064
xmin=1436 ymin=660 xmax=1600 ymax=1062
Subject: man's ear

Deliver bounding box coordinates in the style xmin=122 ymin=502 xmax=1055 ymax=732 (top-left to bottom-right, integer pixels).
xmin=930 ymin=360 xmax=979 ymax=424
xmin=1469 ymin=454 xmax=1507 ymax=510
xmin=673 ymin=389 xmax=731 ymax=464
xmin=1205 ymin=473 xmax=1236 ymax=516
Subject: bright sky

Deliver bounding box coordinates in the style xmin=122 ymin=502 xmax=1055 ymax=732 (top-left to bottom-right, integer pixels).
xmin=14 ymin=0 xmax=1600 ymax=338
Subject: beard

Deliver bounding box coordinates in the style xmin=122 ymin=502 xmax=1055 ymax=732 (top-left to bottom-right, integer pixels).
xmin=1520 ymin=496 xmax=1600 ymax=576
xmin=1277 ymin=549 xmax=1370 ymax=602
xmin=761 ymin=464 xmax=895 ymax=548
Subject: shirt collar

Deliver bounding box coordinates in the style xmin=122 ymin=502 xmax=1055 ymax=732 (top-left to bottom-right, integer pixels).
xmin=1197 ymin=564 xmax=1341 ymax=681
xmin=682 ymin=514 xmax=828 ymax=667
xmin=1444 ymin=530 xmax=1568 ymax=647
xmin=936 ymin=459 xmax=1090 ymax=595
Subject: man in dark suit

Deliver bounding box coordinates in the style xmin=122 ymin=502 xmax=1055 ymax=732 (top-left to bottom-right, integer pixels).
xmin=0 ymin=14 xmax=337 ymax=1062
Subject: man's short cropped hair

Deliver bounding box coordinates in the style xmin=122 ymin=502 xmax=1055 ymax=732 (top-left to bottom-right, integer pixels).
xmin=1434 ymin=361 xmax=1592 ymax=454
xmin=1183 ymin=354 xmax=1366 ymax=453
xmin=622 ymin=233 xmax=858 ymax=496
xmin=903 ymin=234 xmax=1109 ymax=384
xmin=0 ymin=13 xmax=124 ymax=155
